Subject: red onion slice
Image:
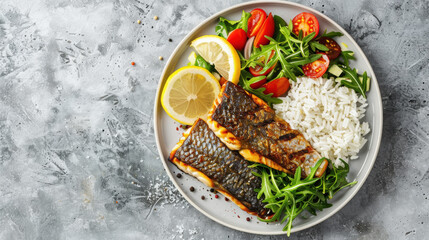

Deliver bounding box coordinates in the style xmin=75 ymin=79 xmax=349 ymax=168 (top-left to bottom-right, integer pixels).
xmin=244 ymin=36 xmax=255 ymax=59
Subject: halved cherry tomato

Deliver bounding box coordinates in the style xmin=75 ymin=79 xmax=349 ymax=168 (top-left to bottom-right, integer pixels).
xmin=292 ymin=12 xmax=319 ymax=39
xmin=227 ymin=28 xmax=247 ymax=51
xmin=249 ymin=50 xmax=276 ymax=77
xmin=317 ymin=37 xmax=342 ymax=60
xmin=254 ymin=13 xmax=275 ymax=48
xmin=262 ymin=77 xmax=290 ymax=97
xmin=250 ymin=77 xmax=267 ymax=89
xmin=247 ymin=8 xmax=267 ymax=38
xmin=302 ymin=53 xmax=330 ymax=78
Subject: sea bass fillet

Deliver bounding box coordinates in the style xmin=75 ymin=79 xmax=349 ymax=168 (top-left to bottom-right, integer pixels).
xmin=169 ymin=119 xmax=272 ymax=219
xmin=207 ymin=81 xmax=328 ymax=177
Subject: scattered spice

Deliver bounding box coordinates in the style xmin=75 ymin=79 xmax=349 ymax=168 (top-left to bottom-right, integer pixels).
xmin=176 ymin=127 xmax=179 ymax=131
xmin=168 ymin=38 xmax=173 ymax=42
xmin=154 ymin=15 xmax=159 ymax=20
xmin=210 ymin=188 xmax=215 ymax=193
xmin=159 ymin=56 xmax=164 ymax=61
xmin=131 ymin=62 xmax=135 ymax=66
xmin=190 ymin=186 xmax=195 ymax=192
xmin=215 ymin=194 xmax=219 ymax=199
xmin=237 ymin=215 xmax=240 ymax=218
xmin=176 ymin=173 xmax=182 ymax=178
xmin=115 ymin=201 xmax=118 ymax=204
xmin=246 ymin=217 xmax=251 ymax=222
xmin=225 ymin=198 xmax=229 ymax=202
xmin=180 ymin=125 xmax=190 ymax=130
xmin=201 ymin=196 xmax=205 ymax=200
xmin=137 ymin=20 xmax=141 ymax=24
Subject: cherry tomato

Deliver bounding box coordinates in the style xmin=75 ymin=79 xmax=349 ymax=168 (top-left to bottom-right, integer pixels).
xmin=292 ymin=12 xmax=319 ymax=39
xmin=247 ymin=8 xmax=267 ymax=38
xmin=262 ymin=77 xmax=290 ymax=97
xmin=227 ymin=28 xmax=247 ymax=51
xmin=254 ymin=13 xmax=275 ymax=48
xmin=249 ymin=50 xmax=276 ymax=77
xmin=250 ymin=78 xmax=267 ymax=89
xmin=317 ymin=37 xmax=342 ymax=60
xmin=302 ymin=53 xmax=330 ymax=78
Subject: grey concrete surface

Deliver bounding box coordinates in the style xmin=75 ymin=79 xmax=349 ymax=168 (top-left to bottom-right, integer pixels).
xmin=0 ymin=0 xmax=428 ymax=239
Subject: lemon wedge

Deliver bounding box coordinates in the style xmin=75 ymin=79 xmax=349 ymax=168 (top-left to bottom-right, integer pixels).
xmin=191 ymin=35 xmax=241 ymax=84
xmin=161 ymin=66 xmax=221 ymax=125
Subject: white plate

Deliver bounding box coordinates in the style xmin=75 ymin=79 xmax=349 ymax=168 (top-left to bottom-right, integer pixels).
xmin=153 ymin=0 xmax=383 ymax=235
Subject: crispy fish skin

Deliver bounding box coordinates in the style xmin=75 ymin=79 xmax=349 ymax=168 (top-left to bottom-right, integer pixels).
xmin=169 ymin=119 xmax=271 ymax=219
xmin=207 ymin=81 xmax=328 ymax=177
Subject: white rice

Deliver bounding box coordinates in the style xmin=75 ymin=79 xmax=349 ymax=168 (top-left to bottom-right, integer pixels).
xmin=274 ymin=77 xmax=370 ymax=166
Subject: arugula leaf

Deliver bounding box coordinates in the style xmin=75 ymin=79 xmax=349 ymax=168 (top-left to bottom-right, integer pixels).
xmin=340 ymin=50 xmax=356 ymax=67
xmin=299 ymin=36 xmax=309 ymax=57
xmin=253 ymin=158 xmax=357 ymax=236
xmin=339 ymin=66 xmax=367 ymax=98
xmin=302 ymin=32 xmax=316 ymax=44
xmin=320 ymin=30 xmax=344 ymax=38
xmin=274 ymin=45 xmax=299 ymax=81
xmin=288 ymin=54 xmax=322 ymax=66
xmin=239 ymin=70 xmax=282 ymax=107
xmin=309 ymin=41 xmax=330 ymax=52
xmin=215 ymin=11 xmax=251 ymax=38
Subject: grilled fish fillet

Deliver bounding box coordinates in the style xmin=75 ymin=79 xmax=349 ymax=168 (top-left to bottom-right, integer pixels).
xmin=207 ymin=81 xmax=328 ymax=177
xmin=169 ymin=119 xmax=272 ymax=219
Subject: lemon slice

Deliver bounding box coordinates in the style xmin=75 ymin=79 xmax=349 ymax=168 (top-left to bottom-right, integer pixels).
xmin=191 ymin=35 xmax=241 ymax=84
xmin=161 ymin=66 xmax=221 ymax=125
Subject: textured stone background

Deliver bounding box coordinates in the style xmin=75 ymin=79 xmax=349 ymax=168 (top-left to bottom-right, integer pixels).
xmin=0 ymin=0 xmax=428 ymax=239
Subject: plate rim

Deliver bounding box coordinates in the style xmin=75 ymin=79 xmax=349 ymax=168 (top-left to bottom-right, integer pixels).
xmin=153 ymin=0 xmax=383 ymax=235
